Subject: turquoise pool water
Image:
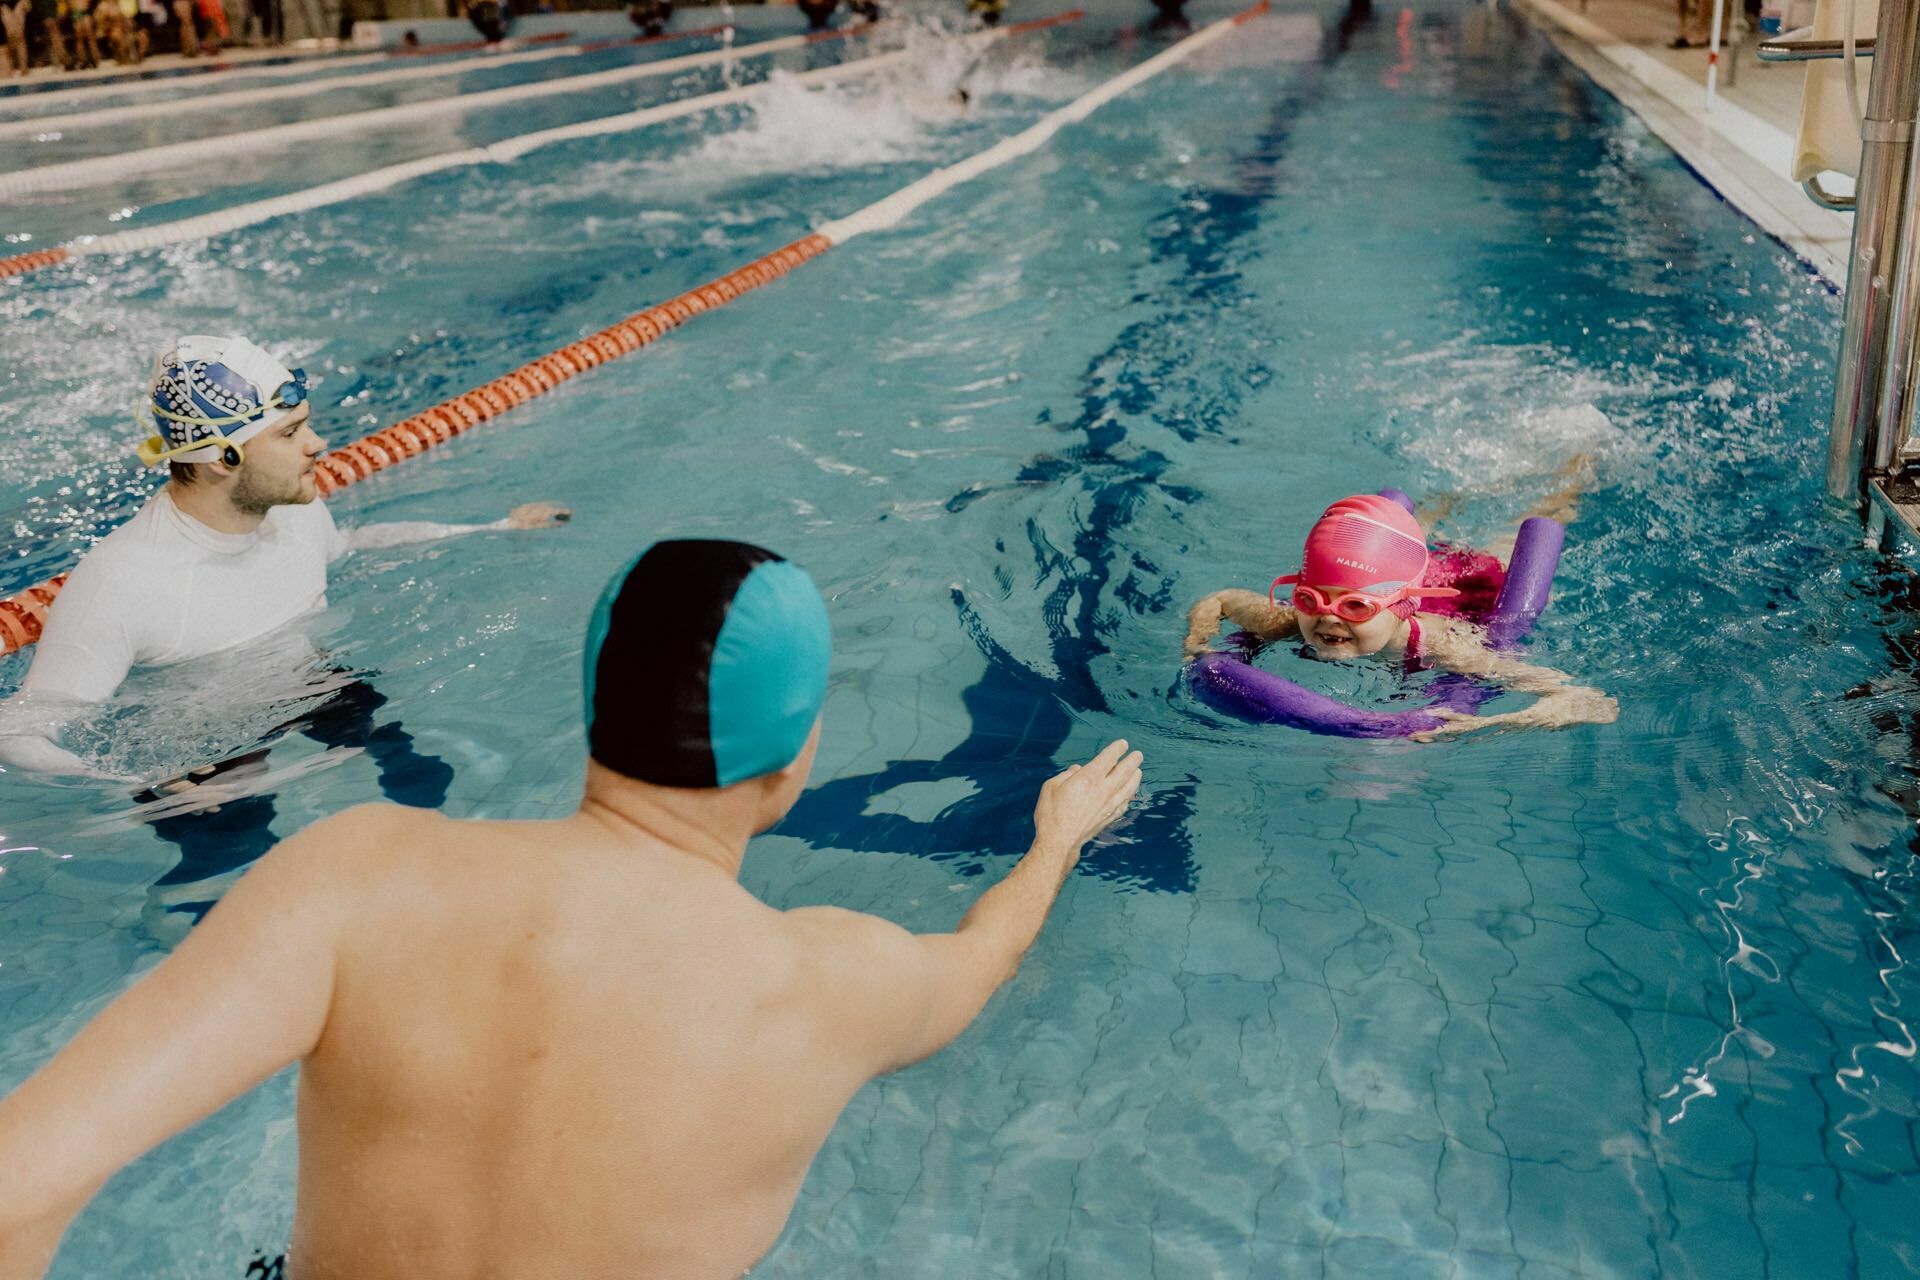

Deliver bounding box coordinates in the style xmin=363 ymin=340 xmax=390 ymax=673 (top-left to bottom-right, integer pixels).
xmin=2 ymin=0 xmax=1915 ymax=1274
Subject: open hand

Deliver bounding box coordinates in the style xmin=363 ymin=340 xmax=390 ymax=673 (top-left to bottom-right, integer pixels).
xmin=1411 ymin=709 xmax=1501 ymax=742
xmin=1033 ymin=739 xmax=1144 ymax=855
xmin=1412 ymin=688 xmax=1618 ymax=743
xmin=506 ymin=502 xmax=571 ymax=529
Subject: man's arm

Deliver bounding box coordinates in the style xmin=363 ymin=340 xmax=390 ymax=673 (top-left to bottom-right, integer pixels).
xmin=1183 ymin=590 xmax=1297 ymax=657
xmin=339 ymin=503 xmax=570 ymax=556
xmin=0 ymin=811 xmax=359 ymax=1278
xmin=794 ymin=741 xmax=1143 ymax=1076
xmin=0 ymin=560 xmax=139 ymax=779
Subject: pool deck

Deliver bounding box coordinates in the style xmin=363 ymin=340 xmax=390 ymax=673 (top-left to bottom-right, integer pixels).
xmin=1511 ymin=0 xmax=1855 ymax=284
xmin=0 ymin=41 xmax=356 ymax=92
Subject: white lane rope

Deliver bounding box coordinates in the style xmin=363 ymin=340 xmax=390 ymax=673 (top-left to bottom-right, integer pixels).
xmin=818 ymin=3 xmax=1264 ymax=245
xmin=60 ymin=47 xmax=913 ymax=257
xmin=0 ymin=36 xmax=666 ymax=140
xmin=0 ymin=28 xmax=840 ymax=197
xmin=0 ymin=50 xmax=397 ymax=113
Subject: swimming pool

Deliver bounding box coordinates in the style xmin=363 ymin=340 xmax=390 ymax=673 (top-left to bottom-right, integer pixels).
xmin=1 ymin=0 xmax=1915 ymax=1274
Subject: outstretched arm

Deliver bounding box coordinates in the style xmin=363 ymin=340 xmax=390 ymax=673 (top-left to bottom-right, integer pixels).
xmin=342 ymin=502 xmax=570 ymax=555
xmin=1413 ymin=618 xmax=1617 ymax=741
xmin=0 ymin=815 xmax=354 ymax=1278
xmin=1183 ymin=589 xmax=1298 ymax=657
xmin=795 ymin=740 xmax=1144 ymax=1077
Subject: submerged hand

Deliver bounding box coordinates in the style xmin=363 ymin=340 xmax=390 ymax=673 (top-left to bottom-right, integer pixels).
xmin=505 ymin=502 xmax=571 ymax=529
xmin=1413 ymin=688 xmax=1618 ymax=742
xmin=1411 ymin=709 xmax=1502 ymax=742
xmin=1034 ymin=739 xmax=1144 ymax=856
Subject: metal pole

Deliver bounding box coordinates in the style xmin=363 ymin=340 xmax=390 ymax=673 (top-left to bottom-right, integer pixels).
xmin=1706 ymin=0 xmax=1727 ymax=109
xmin=1873 ymin=80 xmax=1920 ymax=473
xmin=1826 ymin=0 xmax=1920 ymax=504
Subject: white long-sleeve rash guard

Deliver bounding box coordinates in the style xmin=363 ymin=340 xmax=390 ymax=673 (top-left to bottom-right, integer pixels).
xmin=0 ymin=488 xmax=498 ymax=776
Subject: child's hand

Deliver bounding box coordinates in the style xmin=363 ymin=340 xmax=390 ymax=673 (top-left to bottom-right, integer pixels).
xmin=1183 ymin=595 xmax=1225 ymax=658
xmin=1412 ymin=688 xmax=1617 ymax=742
xmin=1411 ymin=709 xmax=1495 ymax=742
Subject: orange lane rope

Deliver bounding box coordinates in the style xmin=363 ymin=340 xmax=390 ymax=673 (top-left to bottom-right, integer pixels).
xmin=0 ymin=248 xmax=71 ymax=281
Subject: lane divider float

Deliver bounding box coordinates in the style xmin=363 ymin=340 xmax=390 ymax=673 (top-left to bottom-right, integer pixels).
xmin=0 ymin=51 xmax=398 ymax=112
xmin=0 ymin=22 xmax=882 ymax=198
xmin=0 ymin=3 xmax=1255 ymax=654
xmin=0 ymin=24 xmax=731 ymax=142
xmin=392 ymin=29 xmax=573 ymax=57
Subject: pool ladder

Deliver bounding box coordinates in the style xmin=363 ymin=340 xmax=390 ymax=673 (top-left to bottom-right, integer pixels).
xmin=1763 ymin=0 xmax=1920 ymax=546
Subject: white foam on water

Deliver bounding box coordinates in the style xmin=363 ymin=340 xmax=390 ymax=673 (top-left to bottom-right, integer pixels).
xmin=1373 ymin=336 xmax=1645 ymax=494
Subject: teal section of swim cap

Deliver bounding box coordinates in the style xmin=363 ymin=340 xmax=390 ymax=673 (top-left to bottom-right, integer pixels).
xmin=581 ymin=551 xmax=641 ymax=743
xmin=708 ymin=559 xmax=831 ymax=787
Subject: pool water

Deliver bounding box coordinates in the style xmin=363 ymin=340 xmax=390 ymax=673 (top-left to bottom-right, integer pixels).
xmin=2 ymin=0 xmax=1917 ymax=1275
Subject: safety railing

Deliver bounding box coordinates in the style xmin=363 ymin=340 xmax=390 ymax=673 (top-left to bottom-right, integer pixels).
xmin=1764 ymin=0 xmax=1920 ymax=534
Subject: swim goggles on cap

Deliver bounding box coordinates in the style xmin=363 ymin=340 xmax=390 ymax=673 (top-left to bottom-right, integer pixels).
xmin=1271 ymin=575 xmax=1460 ymax=623
xmin=136 ymin=368 xmax=309 ymax=468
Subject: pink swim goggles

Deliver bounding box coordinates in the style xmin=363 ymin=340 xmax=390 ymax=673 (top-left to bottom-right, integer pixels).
xmin=1270 ymin=575 xmax=1460 ymax=624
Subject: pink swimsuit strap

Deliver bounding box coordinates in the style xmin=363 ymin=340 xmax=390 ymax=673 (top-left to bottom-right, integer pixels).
xmin=1403 ymin=616 xmax=1429 ymax=673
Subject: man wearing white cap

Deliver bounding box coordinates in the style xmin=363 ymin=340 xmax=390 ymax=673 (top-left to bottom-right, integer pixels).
xmin=0 ymin=336 xmax=566 ymax=829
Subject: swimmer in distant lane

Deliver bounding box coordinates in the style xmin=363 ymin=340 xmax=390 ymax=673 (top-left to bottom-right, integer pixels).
xmin=1182 ymin=480 xmax=1616 ymax=739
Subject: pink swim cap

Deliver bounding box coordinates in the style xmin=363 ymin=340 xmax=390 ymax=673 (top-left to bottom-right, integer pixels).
xmin=1281 ymin=494 xmax=1433 ymax=619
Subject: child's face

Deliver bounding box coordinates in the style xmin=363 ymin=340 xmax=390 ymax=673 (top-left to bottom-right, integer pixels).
xmin=1296 ymin=589 xmax=1407 ymax=659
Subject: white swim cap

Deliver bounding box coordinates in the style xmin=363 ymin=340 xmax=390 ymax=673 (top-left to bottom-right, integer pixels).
xmin=140 ymin=335 xmax=309 ymax=467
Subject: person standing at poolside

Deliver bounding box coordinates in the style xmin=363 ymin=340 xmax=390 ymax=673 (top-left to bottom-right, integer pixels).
xmin=0 ymin=538 xmax=1145 ymax=1279
xmin=1 ymin=0 xmax=29 ymax=74
xmin=29 ymin=0 xmax=68 ymax=69
xmin=66 ymin=0 xmax=100 ymax=68
xmin=168 ymin=0 xmax=194 ymax=54
xmin=0 ymin=336 xmax=568 ymax=891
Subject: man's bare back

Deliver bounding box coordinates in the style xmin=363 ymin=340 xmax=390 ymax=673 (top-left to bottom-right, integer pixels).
xmin=0 ymin=744 xmax=1141 ymax=1280
xmin=297 ymin=805 xmax=868 ymax=1277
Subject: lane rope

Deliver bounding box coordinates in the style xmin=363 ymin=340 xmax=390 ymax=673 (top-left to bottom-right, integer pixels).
xmin=0 ymin=23 xmax=880 ymax=198
xmin=0 ymin=25 xmax=732 ymax=142
xmin=0 ymin=4 xmax=1251 ymax=655
xmin=0 ymin=51 xmax=399 ymax=112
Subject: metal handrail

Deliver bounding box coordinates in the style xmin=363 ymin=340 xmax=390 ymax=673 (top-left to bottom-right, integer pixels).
xmin=1826 ymin=0 xmax=1920 ymax=504
xmin=1805 ymin=174 xmax=1860 ymax=209
xmin=1759 ymin=30 xmax=1878 ymax=59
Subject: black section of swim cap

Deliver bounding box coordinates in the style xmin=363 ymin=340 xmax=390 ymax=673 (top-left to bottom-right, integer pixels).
xmin=589 ymin=539 xmax=784 ymax=787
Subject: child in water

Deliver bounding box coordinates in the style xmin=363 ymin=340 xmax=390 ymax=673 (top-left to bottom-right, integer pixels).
xmin=1182 ymin=486 xmax=1616 ymax=740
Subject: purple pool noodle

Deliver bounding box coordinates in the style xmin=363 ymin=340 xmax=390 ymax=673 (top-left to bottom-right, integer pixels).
xmin=1191 ymin=654 xmax=1496 ymax=738
xmin=1484 ymin=517 xmax=1564 ymax=650
xmin=1377 ymin=488 xmax=1416 ymax=513
xmin=1188 ymin=510 xmax=1567 ymax=739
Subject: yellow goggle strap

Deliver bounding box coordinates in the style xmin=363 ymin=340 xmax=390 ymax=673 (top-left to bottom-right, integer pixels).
xmin=136 ymin=426 xmax=244 ymax=469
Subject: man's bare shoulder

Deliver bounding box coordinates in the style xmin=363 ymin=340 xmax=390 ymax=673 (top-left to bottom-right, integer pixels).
xmin=256 ymin=803 xmax=464 ymax=896
xmin=778 ymin=906 xmax=932 ymax=998
xmin=783 ymin=904 xmax=915 ymax=953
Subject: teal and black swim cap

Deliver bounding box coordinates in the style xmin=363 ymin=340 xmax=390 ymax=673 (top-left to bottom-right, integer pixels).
xmin=584 ymin=540 xmax=831 ymax=788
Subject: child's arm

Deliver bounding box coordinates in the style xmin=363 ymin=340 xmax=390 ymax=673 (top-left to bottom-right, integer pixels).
xmin=1183 ymin=589 xmax=1299 ymax=657
xmin=1412 ymin=617 xmax=1617 ymax=740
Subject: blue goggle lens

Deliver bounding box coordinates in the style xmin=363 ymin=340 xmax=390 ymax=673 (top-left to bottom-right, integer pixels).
xmin=275 ymin=369 xmax=309 ymax=409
